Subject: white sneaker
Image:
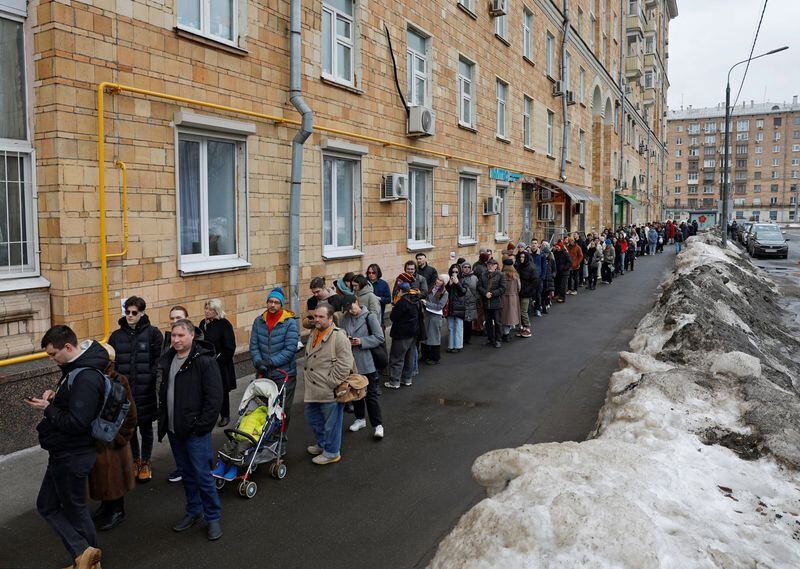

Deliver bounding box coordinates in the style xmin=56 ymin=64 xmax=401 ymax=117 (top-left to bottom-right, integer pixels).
xmin=373 ymin=425 xmax=384 ymax=439
xmin=349 ymin=419 xmax=367 ymax=432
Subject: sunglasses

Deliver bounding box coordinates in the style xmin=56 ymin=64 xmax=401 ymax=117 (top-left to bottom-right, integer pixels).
xmin=125 ymin=309 xmax=139 ymax=316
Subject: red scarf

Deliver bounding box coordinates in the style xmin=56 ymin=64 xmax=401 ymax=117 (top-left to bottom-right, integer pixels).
xmin=265 ymin=309 xmax=282 ymax=332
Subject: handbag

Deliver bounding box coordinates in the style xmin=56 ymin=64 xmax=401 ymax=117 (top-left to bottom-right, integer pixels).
xmin=365 ymin=314 xmax=388 ymax=371
xmin=329 ymin=331 xmax=369 ymax=403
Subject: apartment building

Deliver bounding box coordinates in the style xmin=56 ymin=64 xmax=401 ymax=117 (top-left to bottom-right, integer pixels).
xmin=666 ymin=98 xmax=800 ymax=224
xmin=0 ymin=0 xmax=676 ymax=366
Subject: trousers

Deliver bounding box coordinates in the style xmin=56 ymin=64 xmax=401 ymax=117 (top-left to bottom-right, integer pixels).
xmin=354 ymin=371 xmax=383 ymax=427
xmin=168 ymin=432 xmax=222 ymax=522
xmin=305 ymin=402 xmax=344 ymax=458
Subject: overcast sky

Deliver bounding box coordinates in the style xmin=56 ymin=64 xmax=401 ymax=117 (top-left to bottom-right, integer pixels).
xmin=667 ymin=0 xmax=799 ymax=110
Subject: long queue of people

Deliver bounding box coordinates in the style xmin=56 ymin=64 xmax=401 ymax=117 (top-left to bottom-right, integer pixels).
xmin=23 ymin=220 xmax=689 ymax=568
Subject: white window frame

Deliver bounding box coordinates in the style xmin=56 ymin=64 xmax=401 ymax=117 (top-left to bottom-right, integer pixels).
xmin=407 ymin=26 xmax=431 ymax=108
xmin=496 ymin=78 xmax=509 ymax=139
xmin=756 ymin=119 xmax=764 ymax=129
xmin=578 ymin=67 xmax=586 ymax=104
xmin=564 ymin=51 xmax=571 ymax=91
xmin=458 ymin=175 xmax=478 ymax=245
xmin=322 ymin=0 xmax=356 ymax=87
xmin=177 ymin=0 xmax=240 ymax=47
xmin=458 ymin=0 xmax=474 ymax=12
xmin=321 ymin=150 xmax=363 ymax=259
xmin=545 ymin=31 xmax=555 ymax=77
xmin=579 ymin=129 xmax=586 ymax=167
xmin=523 ymin=95 xmax=533 ymax=149
xmin=175 ymin=128 xmax=250 ymax=274
xmin=565 ymin=121 xmax=572 ymax=162
xmin=457 ymin=55 xmax=475 ymax=128
xmin=495 ymin=10 xmax=508 ymax=41
xmin=522 ymin=8 xmax=533 ymax=60
xmin=546 ymin=109 xmax=555 ymax=156
xmin=407 ymin=166 xmax=434 ymax=249
xmin=589 ymin=13 xmax=596 ymax=51
xmin=495 ymin=184 xmax=509 ymax=241
xmin=773 ymin=145 xmax=781 ymax=153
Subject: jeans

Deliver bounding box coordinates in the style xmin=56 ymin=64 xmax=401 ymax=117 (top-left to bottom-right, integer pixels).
xmin=37 ymin=450 xmax=97 ymax=558
xmin=675 ymin=241 xmax=683 ymax=254
xmin=305 ymin=402 xmax=344 ymax=458
xmin=619 ymin=252 xmax=626 ymax=273
xmin=354 ymin=371 xmax=382 ymax=427
xmin=485 ymin=308 xmax=501 ymax=343
xmin=519 ymin=297 xmax=532 ymax=328
xmin=129 ymin=420 xmax=154 ymax=461
xmin=388 ymin=336 xmax=416 ymax=386
xmin=447 ymin=317 xmax=464 ymax=349
xmin=568 ymin=269 xmax=580 ymax=292
xmin=649 ymin=242 xmax=657 ymax=255
xmin=168 ymin=432 xmax=222 ymax=522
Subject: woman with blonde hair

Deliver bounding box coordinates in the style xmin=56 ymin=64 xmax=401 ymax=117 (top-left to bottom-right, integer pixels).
xmin=500 ymin=258 xmax=521 ymax=342
xmin=199 ymin=298 xmax=237 ymax=427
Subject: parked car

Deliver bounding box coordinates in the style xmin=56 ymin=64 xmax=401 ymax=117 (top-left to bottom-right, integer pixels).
xmin=747 ymin=224 xmax=790 ymax=259
xmin=741 ymin=223 xmax=755 ymax=248
xmin=737 ymin=222 xmax=753 ymax=245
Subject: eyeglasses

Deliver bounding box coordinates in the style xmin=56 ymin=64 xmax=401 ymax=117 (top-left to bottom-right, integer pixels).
xmin=366 ymin=270 xmax=376 ymax=274
xmin=125 ymin=309 xmax=139 ymax=316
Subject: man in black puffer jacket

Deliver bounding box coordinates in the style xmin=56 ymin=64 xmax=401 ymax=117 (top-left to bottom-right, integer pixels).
xmin=552 ymin=240 xmax=572 ymax=303
xmin=515 ymin=251 xmax=539 ymax=338
xmin=108 ymin=296 xmax=163 ymax=483
xmin=27 ymin=326 xmax=107 ymax=568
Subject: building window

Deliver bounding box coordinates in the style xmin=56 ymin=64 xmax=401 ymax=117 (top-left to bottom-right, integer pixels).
xmin=457 ymin=56 xmax=475 ymax=128
xmin=675 ymin=149 xmax=682 ymax=157
xmin=755 ymin=146 xmax=763 ymax=154
xmin=323 ymin=153 xmax=362 ymax=255
xmin=771 ymin=184 xmax=779 ymax=192
xmin=793 ymin=144 xmax=800 ymax=152
xmin=772 ymin=158 xmax=780 ymax=166
xmin=736 ymin=120 xmax=749 ymax=132
xmin=773 ymin=145 xmax=781 ymax=153
xmin=755 ymin=159 xmax=762 ymax=166
xmin=705 ymin=135 xmax=716 ymax=144
xmin=545 ymin=32 xmax=555 ymax=77
xmin=177 ymin=133 xmax=247 ymax=271
xmin=736 ymin=210 xmax=744 ymax=219
xmin=579 ymin=129 xmax=586 ymax=167
xmin=495 ymin=185 xmax=508 ymax=239
xmin=674 ymin=186 xmax=682 ymax=194
xmin=178 ymin=0 xmax=238 ymax=44
xmin=522 ymin=8 xmax=533 ymax=60
xmin=579 ymin=67 xmax=586 ymax=104
xmin=770 ymin=197 xmax=778 ymax=205
xmin=769 ymin=210 xmax=778 ymax=220
xmin=673 ymin=198 xmax=681 ymax=207
xmin=589 ymin=13 xmax=596 ymax=51
xmin=496 ymin=79 xmax=508 ymax=139
xmin=756 ymin=119 xmax=764 ymax=129
xmin=459 ymin=176 xmax=477 ymax=243
xmin=676 ymin=125 xmax=684 ymax=133
xmin=753 ymin=184 xmax=761 ymax=192
xmin=752 ymin=210 xmax=761 ymax=220
xmin=674 ymin=173 xmax=682 ymax=181
xmin=755 ymin=171 xmax=762 ymax=180
xmin=495 ymin=10 xmax=508 ymax=41
xmin=735 ymin=132 xmax=749 ymax=141
xmin=756 ymin=132 xmax=764 ymax=142
xmin=523 ymin=95 xmax=533 ymax=148
xmin=674 ymin=137 xmax=683 ymax=145
xmin=458 ymin=0 xmax=474 ymax=12
xmin=774 ymin=131 xmax=782 ymax=141
xmin=322 ymin=0 xmax=355 ymax=85
xmin=407 ymin=168 xmax=433 ymax=247
xmin=407 ymin=27 xmax=430 ymax=107
xmin=546 ymin=109 xmax=554 ymax=156
xmin=675 ymin=162 xmax=682 ymax=170
xmin=772 ymin=171 xmax=779 ymax=179
xmin=774 ymin=117 xmax=782 ymax=127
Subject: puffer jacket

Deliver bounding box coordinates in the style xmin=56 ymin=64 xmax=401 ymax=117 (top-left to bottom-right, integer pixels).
xmin=566 ymin=243 xmax=583 ymax=270
xmin=446 ymin=280 xmax=468 ymax=319
xmin=603 ymin=244 xmax=616 ymax=263
xmin=157 ymin=340 xmax=223 ymax=442
xmin=515 ymin=252 xmax=540 ymax=298
xmin=389 ymin=294 xmax=419 ymax=340
xmin=339 ymin=310 xmax=385 ymax=375
xmin=460 ymin=274 xmax=479 ymax=321
xmin=355 ymin=282 xmax=381 ymax=319
xmin=554 ymin=248 xmax=572 ymax=276
xmin=108 ymin=315 xmax=163 ymax=423
xmin=477 ymin=270 xmax=506 ymax=310
xmin=302 ymin=326 xmax=355 ymax=403
xmin=250 ymin=309 xmax=300 ymax=380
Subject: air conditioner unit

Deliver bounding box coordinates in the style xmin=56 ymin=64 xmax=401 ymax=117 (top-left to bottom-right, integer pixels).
xmin=552 ymin=81 xmax=564 ymax=97
xmin=407 ymin=106 xmax=436 ymax=137
xmin=489 ymin=0 xmax=508 ymax=17
xmin=566 ymin=90 xmax=576 ymax=106
xmin=483 ymin=196 xmax=503 ymax=215
xmin=537 ymin=203 xmax=555 ymax=221
xmin=381 ymin=173 xmax=409 ymax=201
xmin=574 ymin=202 xmax=585 ymax=214
xmin=539 ymin=188 xmax=554 ymax=201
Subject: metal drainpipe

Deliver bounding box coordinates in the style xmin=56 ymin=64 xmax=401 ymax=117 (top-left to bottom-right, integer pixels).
xmin=616 ymin=0 xmax=625 ymax=229
xmin=289 ymin=0 xmax=313 ymax=315
xmin=559 ymin=0 xmax=570 ymax=182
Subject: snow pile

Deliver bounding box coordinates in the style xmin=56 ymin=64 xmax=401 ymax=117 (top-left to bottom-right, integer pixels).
xmin=430 ymin=234 xmax=800 ymax=569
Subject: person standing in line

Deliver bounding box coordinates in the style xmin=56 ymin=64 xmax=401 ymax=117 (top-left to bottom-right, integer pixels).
xmin=540 ymin=242 xmax=556 ymax=313
xmin=552 ymin=241 xmax=572 ymax=303
xmin=303 ymin=304 xmax=355 ymax=464
xmin=515 ymin=250 xmax=538 ymax=338
xmin=602 ymin=238 xmax=616 ymax=284
xmin=392 ymin=260 xmax=429 ymax=298
xmin=108 ymin=296 xmax=163 ymax=483
xmin=385 ymin=283 xmax=421 ymax=389
xmin=27 ymin=326 xmax=107 ymax=569
xmin=500 ymin=258 xmax=521 ymax=342
xmin=421 ymin=274 xmax=449 ymax=365
xmin=674 ymin=224 xmax=685 ymax=254
xmin=446 ymin=264 xmax=467 ymax=353
xmin=158 ymin=319 xmax=223 ymax=541
xmin=304 ymin=277 xmax=342 ymax=330
xmin=459 ymin=262 xmax=478 ymax=346
xmin=366 ymin=263 xmax=391 ymax=324
xmin=648 ymin=225 xmax=659 ymax=256
xmin=586 ymin=238 xmax=602 ymax=289
xmin=415 ymin=252 xmax=439 ymax=291
xmin=350 ymin=274 xmax=382 ymax=320
xmin=339 ymin=296 xmax=385 ymax=439
xmin=566 ymin=237 xmax=584 ymax=295
xmin=199 ymin=299 xmax=237 ymax=428
xmin=477 ymin=258 xmax=506 ymax=348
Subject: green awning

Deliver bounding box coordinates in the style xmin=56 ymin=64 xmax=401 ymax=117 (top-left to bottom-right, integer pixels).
xmin=615 ymin=194 xmax=641 ymax=208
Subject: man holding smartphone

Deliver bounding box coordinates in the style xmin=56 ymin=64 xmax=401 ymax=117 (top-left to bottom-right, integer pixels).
xmin=26 ymin=325 xmax=108 ymax=569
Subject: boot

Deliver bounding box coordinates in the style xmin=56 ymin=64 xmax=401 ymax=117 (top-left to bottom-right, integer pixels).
xmin=137 ymin=459 xmax=152 ymax=483
xmin=133 ymin=458 xmax=141 ymax=479
xmin=74 ymin=546 xmax=102 ymax=569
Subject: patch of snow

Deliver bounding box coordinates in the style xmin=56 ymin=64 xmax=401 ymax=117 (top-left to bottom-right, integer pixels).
xmin=710 ymin=351 xmax=762 ymax=379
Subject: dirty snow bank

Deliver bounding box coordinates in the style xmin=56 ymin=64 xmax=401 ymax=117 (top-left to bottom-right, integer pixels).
xmin=430 ymin=234 xmax=800 ymax=569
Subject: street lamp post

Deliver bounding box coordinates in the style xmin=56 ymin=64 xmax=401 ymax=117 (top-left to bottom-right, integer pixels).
xmin=720 ymin=46 xmax=788 ymax=246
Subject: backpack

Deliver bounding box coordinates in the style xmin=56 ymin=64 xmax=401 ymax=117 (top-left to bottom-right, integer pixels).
xmin=67 ymin=368 xmax=131 ymax=443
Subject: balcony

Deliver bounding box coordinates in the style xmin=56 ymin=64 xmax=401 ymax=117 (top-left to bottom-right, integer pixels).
xmin=644 ymin=52 xmax=656 ymax=68
xmin=643 ymin=87 xmax=656 ymax=105
xmin=626 ymin=12 xmax=645 ymax=35
xmin=625 ymin=54 xmax=643 ymax=79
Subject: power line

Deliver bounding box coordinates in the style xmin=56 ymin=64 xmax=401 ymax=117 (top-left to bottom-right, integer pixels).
xmin=732 ymin=0 xmax=769 ymax=109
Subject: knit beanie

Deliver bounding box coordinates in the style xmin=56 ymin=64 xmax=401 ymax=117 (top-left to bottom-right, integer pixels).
xmin=502 ymin=258 xmax=514 ymax=266
xmin=440 ymin=273 xmax=450 ymax=285
xmin=267 ymin=287 xmax=285 ymax=305
xmin=605 ymin=238 xmax=612 ymax=245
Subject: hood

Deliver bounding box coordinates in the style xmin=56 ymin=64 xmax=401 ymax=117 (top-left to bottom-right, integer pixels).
xmin=515 ymin=251 xmax=531 ymax=266
xmin=356 ymin=282 xmax=375 ymax=296
xmin=61 ymin=340 xmax=110 ymax=375
xmin=117 ymin=313 xmax=153 ymax=332
xmin=263 ymin=308 xmax=296 ymax=325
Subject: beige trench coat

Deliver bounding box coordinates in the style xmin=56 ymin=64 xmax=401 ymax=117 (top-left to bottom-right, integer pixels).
xmin=302 ymin=326 xmax=355 ymax=403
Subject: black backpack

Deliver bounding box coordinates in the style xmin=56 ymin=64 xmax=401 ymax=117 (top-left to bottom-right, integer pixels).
xmin=67 ymin=368 xmax=131 ymax=443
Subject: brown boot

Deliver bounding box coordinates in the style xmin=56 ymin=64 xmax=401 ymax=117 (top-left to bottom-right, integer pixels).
xmin=133 ymin=458 xmax=141 ymax=478
xmin=137 ymin=459 xmax=152 ymax=483
xmin=74 ymin=546 xmax=102 ymax=569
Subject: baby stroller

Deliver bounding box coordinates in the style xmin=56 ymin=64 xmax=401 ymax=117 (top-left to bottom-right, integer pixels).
xmin=212 ymin=369 xmax=288 ymax=499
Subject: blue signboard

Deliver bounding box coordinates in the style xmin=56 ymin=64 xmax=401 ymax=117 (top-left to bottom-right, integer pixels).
xmin=490 ymin=167 xmax=522 ymax=183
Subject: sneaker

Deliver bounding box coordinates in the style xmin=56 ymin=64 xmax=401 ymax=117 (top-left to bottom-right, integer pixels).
xmin=535 ymin=310 xmax=542 ymax=317
xmin=494 ymin=342 xmax=502 ymax=348
xmin=312 ymin=454 xmax=341 ymax=465
xmin=167 ymin=470 xmax=183 ymax=483
xmin=349 ymin=419 xmax=367 ymax=432
xmin=520 ymin=329 xmax=532 ymax=338
xmin=374 ymin=425 xmax=384 ymax=439
xmin=137 ymin=460 xmax=152 ymax=483
xmin=401 ymin=380 xmax=413 ymax=387
xmin=384 ymin=381 xmax=400 ymax=389
xmin=306 ymin=444 xmax=324 ymax=456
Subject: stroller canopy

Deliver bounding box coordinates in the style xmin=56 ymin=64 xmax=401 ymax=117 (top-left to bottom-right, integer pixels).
xmin=238 ymin=379 xmax=280 ymax=415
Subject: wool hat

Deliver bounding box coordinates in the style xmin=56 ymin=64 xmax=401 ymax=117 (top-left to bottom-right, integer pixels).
xmin=506 ymin=242 xmax=516 ymax=251
xmin=267 ymin=287 xmax=286 ymax=305
xmin=439 ymin=273 xmax=450 ymax=285
xmin=502 ymin=258 xmax=514 ymax=266
xmin=461 ymin=261 xmax=472 ymax=270
xmin=487 ymin=258 xmax=499 ymax=266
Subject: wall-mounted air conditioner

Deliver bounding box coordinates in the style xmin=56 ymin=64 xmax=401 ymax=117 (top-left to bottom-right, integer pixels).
xmin=537 ymin=203 xmax=555 ymax=221
xmin=381 ymin=173 xmax=409 ymax=201
xmin=489 ymin=0 xmax=508 ymax=17
xmin=483 ymin=196 xmax=503 ymax=215
xmin=552 ymin=81 xmax=564 ymax=97
xmin=539 ymin=188 xmax=554 ymax=201
xmin=566 ymin=90 xmax=576 ymax=106
xmin=408 ymin=106 xmax=436 ymax=137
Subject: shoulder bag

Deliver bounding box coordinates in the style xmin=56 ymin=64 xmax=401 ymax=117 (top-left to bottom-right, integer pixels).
xmin=328 ymin=330 xmax=369 ymax=403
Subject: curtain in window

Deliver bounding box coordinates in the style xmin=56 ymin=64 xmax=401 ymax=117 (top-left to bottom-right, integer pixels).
xmin=209 ymin=0 xmax=233 ymax=40
xmin=0 ymin=18 xmax=27 ymax=140
xmin=207 ymin=140 xmax=236 ymax=256
xmin=179 ymin=140 xmax=201 ymax=255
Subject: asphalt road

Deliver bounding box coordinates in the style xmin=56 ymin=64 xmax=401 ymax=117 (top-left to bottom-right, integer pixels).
xmin=0 ymin=250 xmax=676 ymax=569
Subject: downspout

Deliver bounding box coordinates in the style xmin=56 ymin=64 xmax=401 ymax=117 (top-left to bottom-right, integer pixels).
xmin=288 ymin=0 xmax=313 ymax=316
xmin=559 ymin=0 xmax=570 ymax=182
xmin=616 ymin=0 xmax=625 ymax=228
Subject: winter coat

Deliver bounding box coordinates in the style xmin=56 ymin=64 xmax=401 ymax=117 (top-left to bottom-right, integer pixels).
xmin=90 ymin=368 xmax=137 ymax=501
xmin=460 ymin=274 xmax=479 ymax=321
xmin=472 ymin=261 xmax=488 ymax=285
xmin=534 ymin=252 xmax=549 ymax=283
xmin=544 ymin=255 xmax=556 ymax=292
xmin=36 ymin=340 xmax=109 ymax=453
xmin=603 ymin=244 xmax=616 ymax=263
xmin=302 ymin=326 xmax=355 ymax=403
xmin=501 ymin=275 xmax=521 ymax=326
xmin=156 ymin=340 xmax=223 ymax=442
xmin=675 ymin=229 xmax=684 ymax=243
xmin=477 ymin=270 xmax=506 ymax=310
xmin=588 ymin=246 xmax=602 ymax=268
xmin=418 ymin=264 xmax=439 ymax=290
xmin=108 ymin=315 xmax=163 ymax=423
xmin=392 ymin=273 xmax=428 ymax=299
xmin=250 ymin=309 xmax=299 ymax=380
xmin=389 ymin=294 xmax=419 ymax=340
xmin=162 ymin=328 xmax=204 ymax=355
xmin=446 ymin=280 xmax=468 ymax=319
xmin=369 ymin=278 xmax=392 ymax=320
xmin=648 ymin=228 xmax=659 ymax=244
xmin=339 ymin=310 xmax=384 ymax=375
xmin=304 ymin=291 xmax=342 ymax=329
xmin=423 ymin=287 xmax=448 ymax=346
xmin=515 ymin=253 xmax=540 ymax=298
xmin=554 ymin=248 xmax=572 ymax=276
xmin=355 ymin=283 xmax=382 ymax=320
xmin=566 ymin=243 xmax=583 ymax=270
xmin=199 ymin=317 xmax=236 ymax=392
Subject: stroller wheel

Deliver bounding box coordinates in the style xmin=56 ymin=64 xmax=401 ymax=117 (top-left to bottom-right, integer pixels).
xmin=239 ymin=480 xmax=257 ymax=499
xmin=271 ymin=461 xmax=287 ymax=480
xmin=215 ymin=478 xmax=226 ymax=491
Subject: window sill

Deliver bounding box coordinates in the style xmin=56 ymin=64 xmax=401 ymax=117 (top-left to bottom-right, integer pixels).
xmin=523 ymin=55 xmax=535 ymax=67
xmin=407 ymin=242 xmax=434 ymax=252
xmin=458 ymin=238 xmax=478 ymax=247
xmin=495 ymin=34 xmax=511 ymax=47
xmin=524 ymin=145 xmax=536 ymax=153
xmin=322 ymin=249 xmax=365 ymax=261
xmin=546 ymin=73 xmax=556 ymax=83
xmin=494 ymin=236 xmax=510 ymax=243
xmin=457 ymin=2 xmax=478 ymax=20
xmin=496 ymin=135 xmax=511 ymax=144
xmin=546 ymin=154 xmax=556 ymax=160
xmin=174 ymin=27 xmax=247 ymax=56
xmin=579 ymin=163 xmax=586 ymax=169
xmin=321 ymin=75 xmax=364 ymax=95
xmin=0 ymin=275 xmax=51 ymax=293
xmin=179 ymin=258 xmax=251 ymax=276
xmin=458 ymin=123 xmax=478 ymax=133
